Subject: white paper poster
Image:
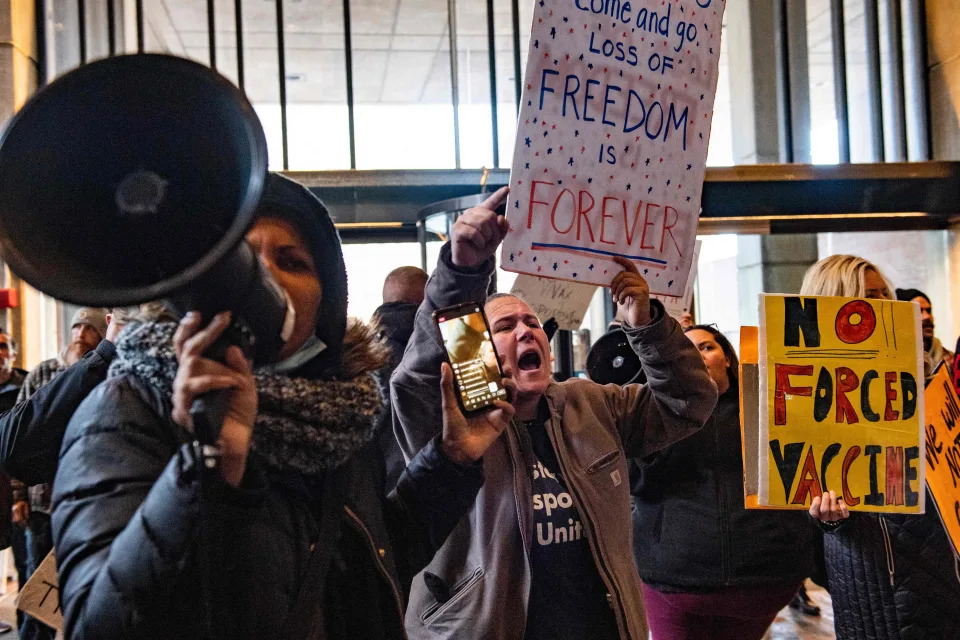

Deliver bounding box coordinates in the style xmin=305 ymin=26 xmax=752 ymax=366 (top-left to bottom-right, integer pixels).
xmin=501 ymin=0 xmax=725 ymax=296
xmin=511 ymin=274 xmax=598 ymax=330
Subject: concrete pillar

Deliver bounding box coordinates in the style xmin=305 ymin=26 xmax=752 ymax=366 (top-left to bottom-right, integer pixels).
xmin=926 ymin=0 xmax=960 ymax=350
xmin=926 ymin=0 xmax=960 ymax=159
xmin=737 ymin=236 xmax=819 ymax=325
xmin=724 ymin=0 xmax=818 ymax=325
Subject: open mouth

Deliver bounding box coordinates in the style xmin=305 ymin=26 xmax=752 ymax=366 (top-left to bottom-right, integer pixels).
xmin=518 ymin=351 xmax=542 ymax=371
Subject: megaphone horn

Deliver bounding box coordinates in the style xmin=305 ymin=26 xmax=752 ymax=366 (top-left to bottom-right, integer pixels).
xmin=0 ymin=54 xmax=290 ymax=442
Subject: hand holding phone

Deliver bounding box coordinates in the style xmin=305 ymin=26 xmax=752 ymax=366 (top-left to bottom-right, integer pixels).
xmin=433 ymin=303 xmax=509 ymax=415
xmin=439 ymin=361 xmax=516 ymax=465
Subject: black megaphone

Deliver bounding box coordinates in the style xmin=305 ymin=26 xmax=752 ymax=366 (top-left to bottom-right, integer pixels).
xmin=0 ymin=54 xmax=290 ymax=443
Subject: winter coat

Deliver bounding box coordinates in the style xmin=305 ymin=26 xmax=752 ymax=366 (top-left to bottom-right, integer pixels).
xmin=0 ymin=340 xmax=114 ymax=483
xmin=631 ymin=387 xmax=814 ymax=589
xmin=52 ymin=324 xmax=484 ymax=640
xmin=391 ymin=244 xmax=718 ymax=640
xmin=825 ymin=508 xmax=960 ymax=640
xmin=373 ymin=300 xmax=420 ymax=493
xmin=14 ymin=356 xmax=70 ymax=515
xmin=0 ymin=366 xmax=26 ymax=549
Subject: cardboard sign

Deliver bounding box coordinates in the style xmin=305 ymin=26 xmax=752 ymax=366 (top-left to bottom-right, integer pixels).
xmin=501 ymin=0 xmax=725 ymax=295
xmin=745 ymin=295 xmax=925 ymax=513
xmin=923 ymin=365 xmax=960 ymax=557
xmin=650 ymin=239 xmax=700 ymax=319
xmin=510 ymin=274 xmax=597 ymax=330
xmin=17 ymin=550 xmax=63 ymax=631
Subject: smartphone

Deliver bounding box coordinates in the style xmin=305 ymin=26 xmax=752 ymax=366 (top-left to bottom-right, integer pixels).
xmin=433 ymin=302 xmax=508 ymax=414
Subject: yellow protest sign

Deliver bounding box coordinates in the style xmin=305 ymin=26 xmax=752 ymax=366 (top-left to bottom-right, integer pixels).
xmin=751 ymin=294 xmax=925 ymax=513
xmin=923 ymin=365 xmax=960 ymax=556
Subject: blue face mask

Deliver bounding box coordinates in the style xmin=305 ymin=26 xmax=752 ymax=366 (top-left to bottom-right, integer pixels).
xmin=258 ymin=334 xmax=327 ymax=375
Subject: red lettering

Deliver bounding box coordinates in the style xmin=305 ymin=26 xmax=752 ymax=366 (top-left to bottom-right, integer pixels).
xmin=599 ymin=196 xmax=620 ymax=245
xmin=550 ymin=188 xmax=576 ymax=234
xmin=791 ymin=446 xmax=823 ymax=505
xmin=841 ymin=446 xmax=862 ymax=506
xmin=885 ymin=446 xmax=904 ymax=506
xmin=527 ymin=180 xmax=554 ymax=229
xmin=576 ymin=190 xmax=596 ymax=242
xmin=835 ymin=300 xmax=877 ymax=344
xmin=639 ymin=202 xmax=660 ymax=250
xmin=659 ymin=205 xmax=682 ymax=256
xmin=623 ymin=200 xmax=644 ymax=245
xmin=774 ymin=364 xmax=813 ymax=425
xmin=835 ymin=367 xmax=860 ymax=424
xmin=884 ymin=371 xmax=899 ymax=421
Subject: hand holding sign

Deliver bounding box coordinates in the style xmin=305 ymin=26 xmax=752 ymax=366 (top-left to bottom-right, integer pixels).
xmin=610 ymin=256 xmax=651 ymax=326
xmin=451 ymin=187 xmax=511 ymax=269
xmin=809 ymin=490 xmax=850 ymax=524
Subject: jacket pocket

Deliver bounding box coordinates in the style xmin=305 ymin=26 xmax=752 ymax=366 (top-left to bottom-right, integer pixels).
xmin=420 ymin=566 xmax=485 ymax=626
xmin=585 ymin=450 xmax=619 ymax=474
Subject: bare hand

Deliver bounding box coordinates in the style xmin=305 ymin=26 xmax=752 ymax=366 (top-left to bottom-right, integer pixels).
xmin=172 ymin=312 xmax=258 ymax=486
xmin=450 ymin=187 xmax=511 ymax=269
xmin=610 ymin=257 xmax=652 ymax=327
xmin=679 ymin=312 xmax=694 ymax=330
xmin=440 ymin=363 xmax=517 ymax=465
xmin=11 ymin=501 xmax=28 ymax=526
xmin=809 ymin=490 xmax=850 ymax=523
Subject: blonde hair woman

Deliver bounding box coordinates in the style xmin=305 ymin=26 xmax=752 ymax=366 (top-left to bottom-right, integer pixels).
xmin=799 ymin=254 xmax=893 ymax=299
xmin=803 ymin=254 xmax=960 ymax=640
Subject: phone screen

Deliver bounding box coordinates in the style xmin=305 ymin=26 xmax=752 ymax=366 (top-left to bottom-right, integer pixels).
xmin=436 ymin=306 xmax=508 ymax=412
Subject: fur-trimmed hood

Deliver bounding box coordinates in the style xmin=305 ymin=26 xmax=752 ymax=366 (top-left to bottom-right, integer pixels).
xmin=335 ymin=317 xmax=390 ymax=380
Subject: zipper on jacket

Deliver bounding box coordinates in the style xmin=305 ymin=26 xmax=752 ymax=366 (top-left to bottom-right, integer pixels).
xmin=878 ymin=516 xmax=895 ymax=587
xmin=344 ymin=505 xmax=409 ymax=639
xmin=543 ymin=406 xmax=633 ymax=640
xmin=508 ymin=422 xmax=532 ymax=552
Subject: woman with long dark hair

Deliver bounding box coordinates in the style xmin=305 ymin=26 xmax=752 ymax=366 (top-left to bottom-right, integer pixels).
xmin=631 ymin=324 xmax=815 ymax=639
xmin=51 ymin=173 xmax=515 ymax=639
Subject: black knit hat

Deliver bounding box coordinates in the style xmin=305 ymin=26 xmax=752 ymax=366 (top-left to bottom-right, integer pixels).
xmin=256 ymin=173 xmax=347 ymax=377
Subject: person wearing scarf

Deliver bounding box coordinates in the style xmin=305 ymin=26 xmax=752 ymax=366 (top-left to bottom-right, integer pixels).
xmin=51 ymin=174 xmax=515 ymax=640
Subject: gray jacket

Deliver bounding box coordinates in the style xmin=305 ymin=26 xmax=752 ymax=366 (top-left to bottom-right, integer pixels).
xmin=390 ymin=245 xmax=718 ymax=640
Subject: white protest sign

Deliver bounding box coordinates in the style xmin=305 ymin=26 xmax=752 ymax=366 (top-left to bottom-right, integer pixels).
xmin=501 ymin=0 xmax=724 ymax=296
xmin=17 ymin=550 xmax=63 ymax=631
xmin=651 ymin=239 xmax=700 ymax=319
xmin=511 ymin=274 xmax=597 ymax=330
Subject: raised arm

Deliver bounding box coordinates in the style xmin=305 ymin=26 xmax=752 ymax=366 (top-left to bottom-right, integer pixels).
xmin=0 ymin=339 xmax=115 ymax=483
xmin=613 ymin=301 xmax=718 ymax=457
xmin=604 ymin=257 xmax=717 ymax=457
xmin=390 ymin=187 xmax=509 ymax=460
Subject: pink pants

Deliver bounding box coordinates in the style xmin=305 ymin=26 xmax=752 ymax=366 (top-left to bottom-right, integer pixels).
xmin=641 ymin=581 xmax=801 ymax=640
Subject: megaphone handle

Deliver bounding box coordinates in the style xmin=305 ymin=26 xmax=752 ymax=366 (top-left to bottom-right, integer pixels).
xmin=188 ymin=323 xmax=253 ymax=446
xmin=191 ymin=391 xmax=232 ymax=446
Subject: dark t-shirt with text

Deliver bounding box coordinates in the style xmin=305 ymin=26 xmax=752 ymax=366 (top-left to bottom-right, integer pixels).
xmin=523 ymin=417 xmax=618 ymax=640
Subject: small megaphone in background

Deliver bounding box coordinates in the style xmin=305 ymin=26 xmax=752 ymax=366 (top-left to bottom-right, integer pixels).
xmin=586 ymin=329 xmax=646 ymax=386
xmin=0 ymin=54 xmax=289 ymax=443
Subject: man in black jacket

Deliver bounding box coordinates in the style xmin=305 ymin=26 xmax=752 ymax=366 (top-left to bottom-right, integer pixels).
xmin=1 ymin=312 xmax=122 ymax=639
xmin=373 ymin=266 xmax=427 ymax=493
xmin=0 ymin=330 xmax=26 ymax=634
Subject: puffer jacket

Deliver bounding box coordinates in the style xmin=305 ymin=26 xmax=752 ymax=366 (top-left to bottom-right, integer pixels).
xmin=52 ymin=324 xmax=485 ymax=640
xmin=391 ymin=244 xmax=718 ymax=640
xmin=632 ymin=387 xmax=815 ymax=589
xmin=825 ymin=507 xmax=960 ymax=640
